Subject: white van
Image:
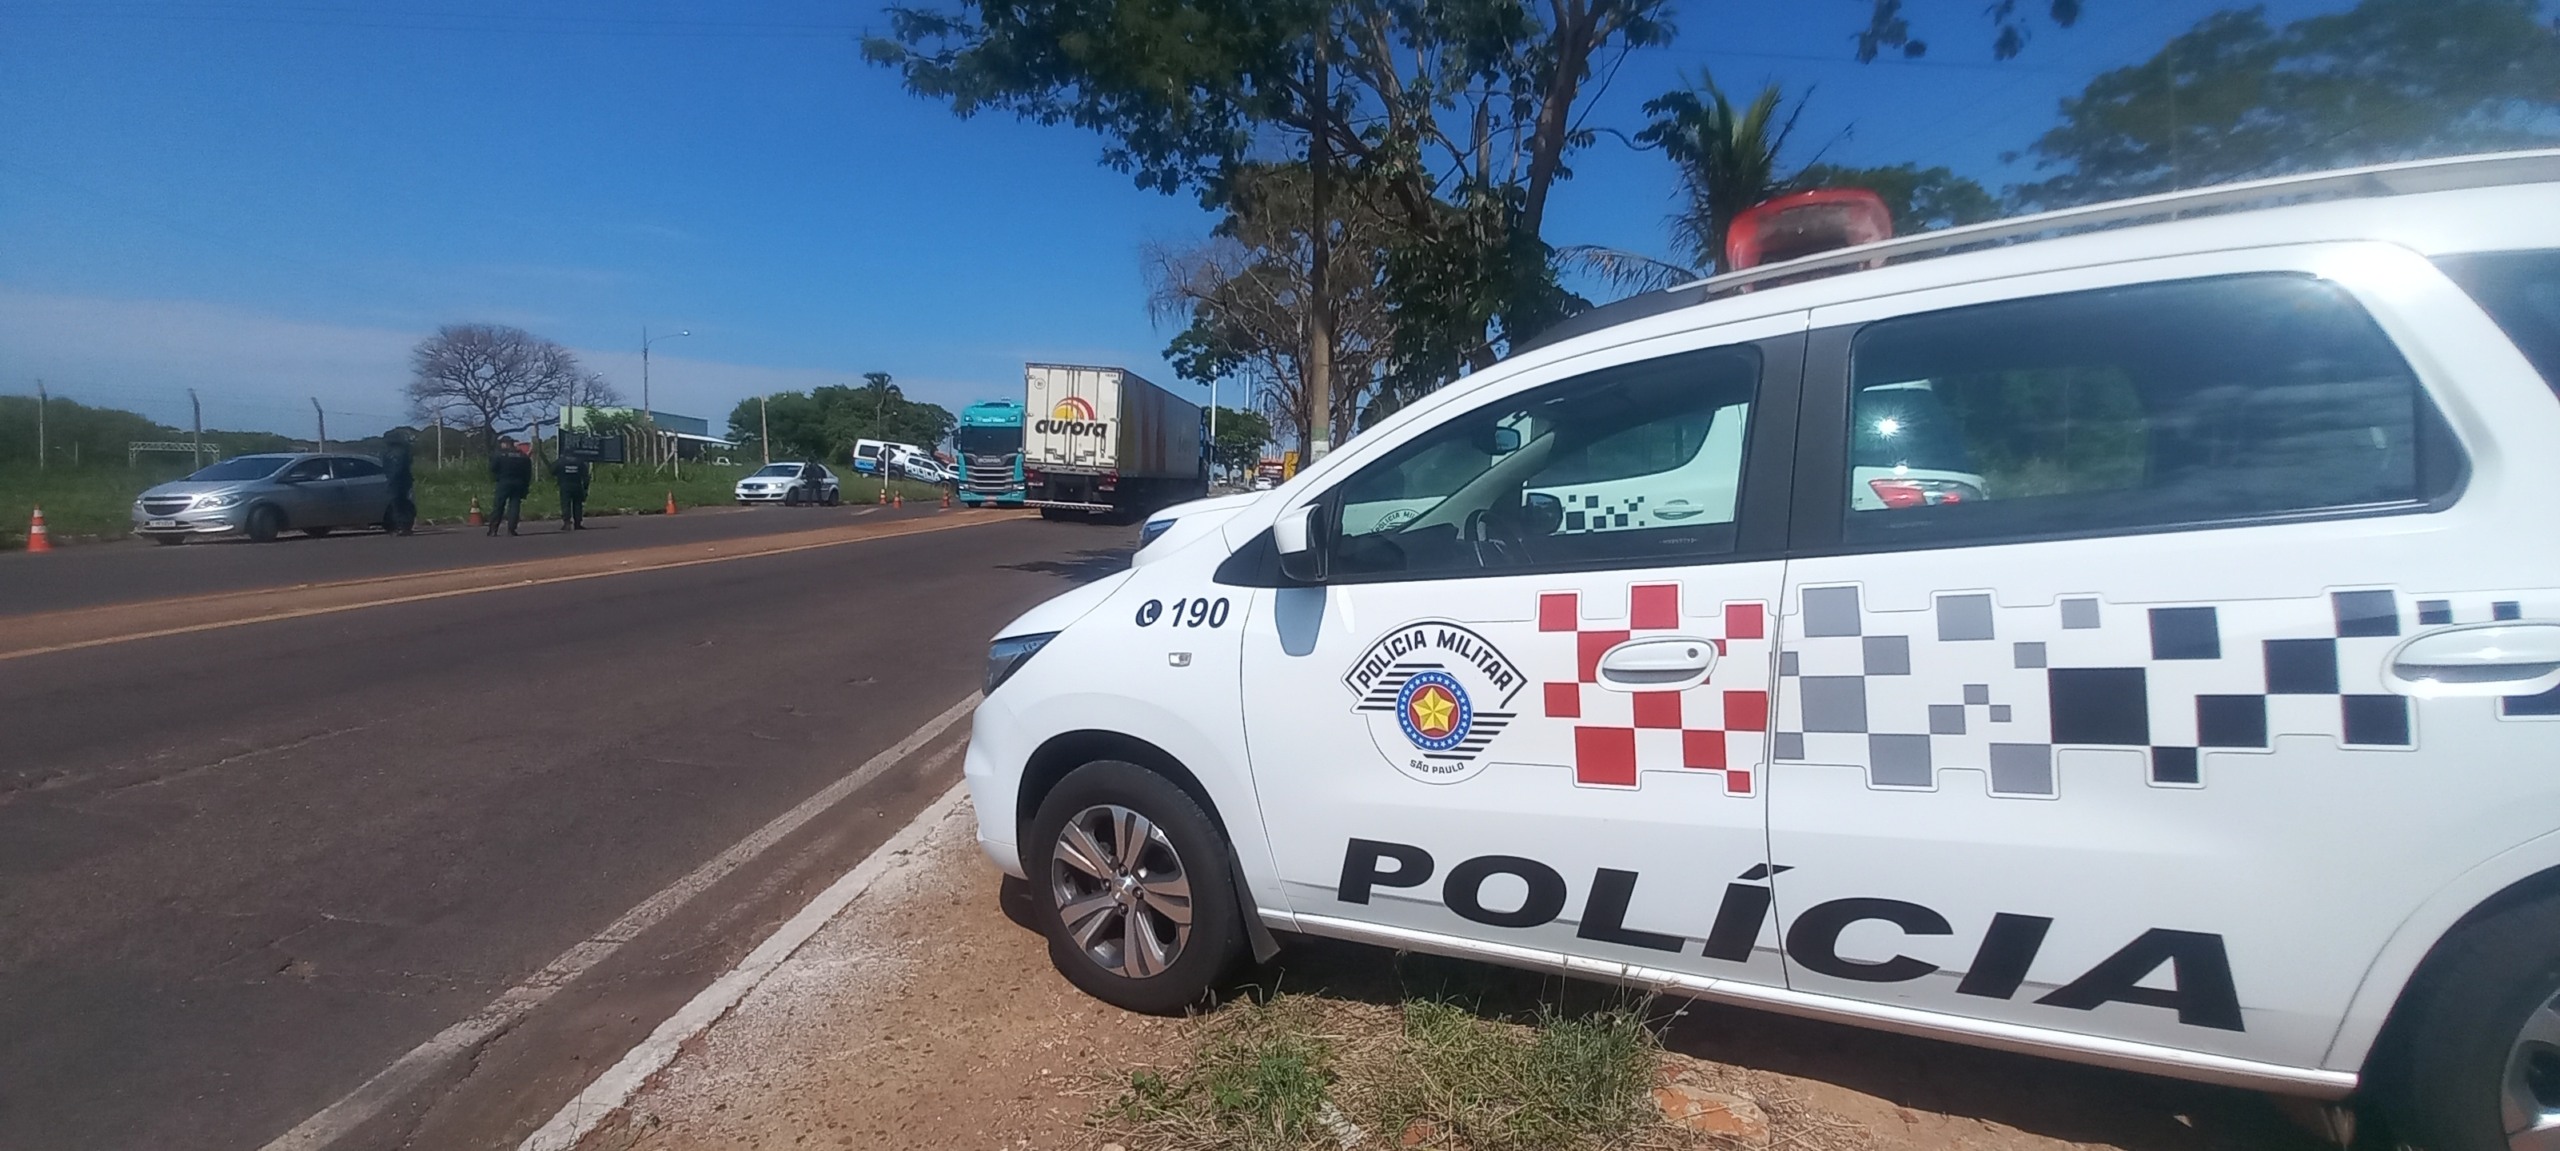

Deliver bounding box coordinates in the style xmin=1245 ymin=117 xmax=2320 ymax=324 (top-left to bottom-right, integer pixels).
xmin=964 ymin=151 xmax=2560 ymax=1150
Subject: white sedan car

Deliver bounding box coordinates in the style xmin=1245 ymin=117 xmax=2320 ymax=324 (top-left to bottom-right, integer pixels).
xmin=734 ymin=462 xmax=839 ymax=506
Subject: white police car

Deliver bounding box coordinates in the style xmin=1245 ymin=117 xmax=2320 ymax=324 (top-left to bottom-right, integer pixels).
xmin=967 ymin=151 xmax=2560 ymax=1149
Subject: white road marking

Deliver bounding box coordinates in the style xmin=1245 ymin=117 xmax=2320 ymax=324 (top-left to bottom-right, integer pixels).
xmin=518 ymin=778 xmax=974 ymax=1151
xmin=256 ymin=693 xmax=982 ymax=1151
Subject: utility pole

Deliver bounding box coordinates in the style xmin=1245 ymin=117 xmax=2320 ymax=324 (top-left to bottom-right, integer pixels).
xmin=1208 ymin=378 xmax=1218 ymax=484
xmin=33 ymin=380 xmax=45 ymax=471
xmin=434 ymin=414 xmax=444 ymax=466
xmin=312 ymin=397 xmax=327 ymax=452
xmin=759 ymin=395 xmax=771 ymax=464
xmin=189 ymin=388 xmax=202 ymax=467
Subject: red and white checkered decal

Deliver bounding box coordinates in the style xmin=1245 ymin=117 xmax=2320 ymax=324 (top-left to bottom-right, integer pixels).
xmin=1535 ymin=584 xmax=1770 ymax=793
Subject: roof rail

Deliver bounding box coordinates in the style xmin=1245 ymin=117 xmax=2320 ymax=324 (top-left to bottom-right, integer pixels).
xmin=1683 ymin=148 xmax=2560 ymax=297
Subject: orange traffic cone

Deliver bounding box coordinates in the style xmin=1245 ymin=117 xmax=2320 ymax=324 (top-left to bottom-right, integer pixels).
xmin=941 ymin=491 xmax=951 ymax=510
xmin=877 ymin=482 xmax=888 ymax=506
xmin=25 ymin=506 xmax=52 ymax=553
xmin=664 ymin=491 xmax=678 ymax=516
xmin=894 ymin=491 xmax=903 ymax=509
xmin=468 ymin=496 xmax=482 ymax=526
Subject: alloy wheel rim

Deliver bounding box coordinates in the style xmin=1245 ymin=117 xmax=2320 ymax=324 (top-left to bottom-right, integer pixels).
xmin=1050 ymin=803 xmax=1192 ymax=979
xmin=2505 ymin=989 xmax=2560 ymax=1150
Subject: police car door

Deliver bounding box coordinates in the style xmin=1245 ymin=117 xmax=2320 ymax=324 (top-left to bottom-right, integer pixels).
xmin=1764 ymin=249 xmax=2547 ymax=1080
xmin=1239 ymin=314 xmax=1803 ymax=989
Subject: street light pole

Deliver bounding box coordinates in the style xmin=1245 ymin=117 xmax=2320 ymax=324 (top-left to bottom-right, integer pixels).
xmin=640 ymin=325 xmax=690 ymax=471
xmin=33 ymin=380 xmax=44 ymax=471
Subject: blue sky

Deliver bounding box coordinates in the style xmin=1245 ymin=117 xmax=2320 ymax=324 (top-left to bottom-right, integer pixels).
xmin=0 ymin=0 xmax=2357 ymax=441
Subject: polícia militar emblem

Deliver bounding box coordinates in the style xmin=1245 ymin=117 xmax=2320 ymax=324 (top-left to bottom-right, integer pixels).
xmin=1343 ymin=621 xmax=1525 ymax=784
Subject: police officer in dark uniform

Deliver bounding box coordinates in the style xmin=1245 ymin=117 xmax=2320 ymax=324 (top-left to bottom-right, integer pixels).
xmin=553 ymin=448 xmax=592 ymax=530
xmin=382 ymin=428 xmax=417 ymax=535
xmin=488 ymin=435 xmax=533 ymax=536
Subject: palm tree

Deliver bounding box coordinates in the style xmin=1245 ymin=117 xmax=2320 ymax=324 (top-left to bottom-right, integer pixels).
xmin=1561 ymin=72 xmax=1809 ymax=295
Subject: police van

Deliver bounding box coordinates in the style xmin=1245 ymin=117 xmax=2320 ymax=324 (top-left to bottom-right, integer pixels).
xmin=966 ymin=151 xmax=2560 ymax=1149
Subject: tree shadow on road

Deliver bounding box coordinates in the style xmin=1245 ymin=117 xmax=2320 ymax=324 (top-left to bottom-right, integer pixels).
xmin=985 ymin=881 xmax=2327 ymax=1151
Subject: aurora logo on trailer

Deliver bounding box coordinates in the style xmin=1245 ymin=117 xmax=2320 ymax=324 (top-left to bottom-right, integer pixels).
xmin=1344 ymin=621 xmax=1525 ymax=785
xmin=1036 ymin=396 xmax=1108 ymax=436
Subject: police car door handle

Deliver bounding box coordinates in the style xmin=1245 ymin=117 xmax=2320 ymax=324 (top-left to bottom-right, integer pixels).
xmin=1596 ymin=637 xmax=1718 ymax=688
xmin=2390 ymin=623 xmax=2560 ymax=685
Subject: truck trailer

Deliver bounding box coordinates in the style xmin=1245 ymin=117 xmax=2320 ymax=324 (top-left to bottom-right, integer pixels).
xmin=1021 ymin=363 xmax=1207 ymax=521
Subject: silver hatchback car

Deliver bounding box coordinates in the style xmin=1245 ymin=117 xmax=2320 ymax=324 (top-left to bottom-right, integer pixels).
xmin=133 ymin=453 xmax=394 ymax=544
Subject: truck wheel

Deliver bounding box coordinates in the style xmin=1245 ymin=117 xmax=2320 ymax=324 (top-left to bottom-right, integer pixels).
xmin=245 ymin=505 xmax=283 ymax=543
xmin=1024 ymin=760 xmax=1245 ymax=1015
xmin=2369 ymin=893 xmax=2560 ymax=1150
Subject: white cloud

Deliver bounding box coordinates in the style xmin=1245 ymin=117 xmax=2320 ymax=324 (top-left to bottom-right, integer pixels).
xmin=0 ymin=289 xmax=987 ymax=439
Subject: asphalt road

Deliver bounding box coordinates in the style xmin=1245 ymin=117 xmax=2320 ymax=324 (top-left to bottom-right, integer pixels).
xmin=0 ymin=513 xmax=1135 ymax=1151
xmin=0 ymin=501 xmax=979 ymax=617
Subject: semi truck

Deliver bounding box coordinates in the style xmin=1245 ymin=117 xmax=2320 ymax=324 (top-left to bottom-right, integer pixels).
xmin=956 ymin=398 xmax=1027 ymax=507
xmin=1021 ymin=363 xmax=1207 ymax=521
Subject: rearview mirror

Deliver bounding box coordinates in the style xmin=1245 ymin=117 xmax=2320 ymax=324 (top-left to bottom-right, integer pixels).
xmin=1272 ymin=505 xmax=1326 ymax=583
xmin=1477 ymin=425 xmax=1522 ymax=455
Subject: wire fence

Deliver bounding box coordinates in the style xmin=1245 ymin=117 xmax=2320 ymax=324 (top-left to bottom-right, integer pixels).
xmin=0 ymin=379 xmax=495 ymax=471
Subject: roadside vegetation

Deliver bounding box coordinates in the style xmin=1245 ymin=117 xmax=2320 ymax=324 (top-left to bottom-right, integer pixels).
xmin=1103 ymin=993 xmax=1685 ymax=1151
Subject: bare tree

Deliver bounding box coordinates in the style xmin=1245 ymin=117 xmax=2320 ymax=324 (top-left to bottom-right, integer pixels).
xmin=567 ymin=371 xmax=623 ymax=412
xmin=406 ymin=324 xmax=584 ymax=443
xmin=1144 ymin=165 xmax=1396 ymax=450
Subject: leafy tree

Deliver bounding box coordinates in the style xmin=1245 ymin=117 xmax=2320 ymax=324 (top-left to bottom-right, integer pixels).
xmin=729 ymin=375 xmax=956 ymax=464
xmin=868 ymin=0 xmax=1673 ymax=440
xmin=0 ymin=395 xmax=168 ymax=468
xmin=2014 ymin=0 xmax=2560 ymax=208
xmin=1202 ymin=406 xmax=1274 ymax=477
xmin=405 ymin=324 xmax=583 ymax=443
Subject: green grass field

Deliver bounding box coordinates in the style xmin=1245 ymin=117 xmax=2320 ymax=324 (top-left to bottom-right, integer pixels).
xmin=0 ymin=460 xmax=951 ymax=549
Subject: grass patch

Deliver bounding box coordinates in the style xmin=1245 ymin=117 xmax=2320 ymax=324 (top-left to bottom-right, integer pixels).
xmin=1104 ymin=993 xmax=1682 ymax=1151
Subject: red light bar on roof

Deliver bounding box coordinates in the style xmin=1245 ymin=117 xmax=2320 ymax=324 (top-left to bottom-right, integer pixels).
xmin=1726 ymin=188 xmax=1895 ymax=272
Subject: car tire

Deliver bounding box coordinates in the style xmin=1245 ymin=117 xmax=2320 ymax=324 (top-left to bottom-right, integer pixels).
xmin=825 ymin=489 xmax=841 ymax=507
xmin=2368 ymin=893 xmax=2560 ymax=1151
xmin=784 ymin=488 xmax=802 ymax=507
xmin=1024 ymin=760 xmax=1245 ymax=1015
xmin=245 ymin=505 xmax=283 ymax=542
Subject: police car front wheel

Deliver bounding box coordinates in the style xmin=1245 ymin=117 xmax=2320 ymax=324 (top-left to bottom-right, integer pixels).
xmin=1027 ymin=761 xmax=1244 ymax=1014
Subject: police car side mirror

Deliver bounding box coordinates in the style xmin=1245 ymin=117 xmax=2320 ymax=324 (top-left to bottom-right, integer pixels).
xmin=1272 ymin=505 xmax=1327 ymax=583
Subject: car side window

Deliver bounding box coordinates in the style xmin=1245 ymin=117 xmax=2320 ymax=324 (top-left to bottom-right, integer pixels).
xmin=1841 ymin=274 xmax=2461 ymax=548
xmin=336 ymin=458 xmax=383 ymax=478
xmin=1327 ymin=344 xmax=1761 ymax=581
xmin=281 ymin=459 xmax=330 ymax=482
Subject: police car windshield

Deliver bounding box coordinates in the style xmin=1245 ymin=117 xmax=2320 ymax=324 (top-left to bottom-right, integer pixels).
xmin=187 ymin=456 xmax=294 ymax=482
xmin=751 ymin=464 xmax=800 ymax=477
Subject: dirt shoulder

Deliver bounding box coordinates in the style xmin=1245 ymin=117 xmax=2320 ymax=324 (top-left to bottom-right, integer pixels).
xmin=568 ymin=795 xmax=2328 ymax=1151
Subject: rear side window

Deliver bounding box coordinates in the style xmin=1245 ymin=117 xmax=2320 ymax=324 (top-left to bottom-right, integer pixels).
xmin=2436 ymin=250 xmax=2560 ymax=397
xmin=1843 ymin=274 xmax=2462 ymax=548
xmin=336 ymin=457 xmax=383 ymax=477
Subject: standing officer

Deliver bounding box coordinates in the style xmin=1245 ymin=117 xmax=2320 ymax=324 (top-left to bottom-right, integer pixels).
xmin=488 ymin=435 xmax=532 ymax=536
xmin=553 ymin=447 xmax=592 ymax=530
xmin=382 ymin=427 xmax=417 ymax=535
